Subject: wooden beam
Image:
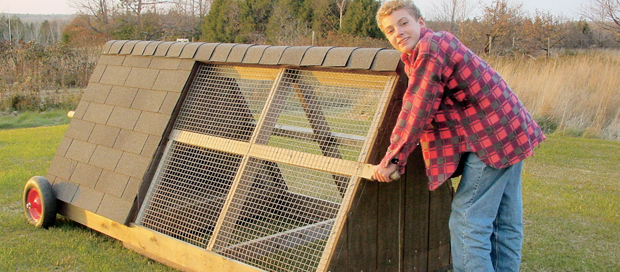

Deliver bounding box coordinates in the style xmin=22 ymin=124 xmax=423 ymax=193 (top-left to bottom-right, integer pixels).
xmin=57 ymin=202 xmax=265 ymax=272
xmin=172 ymin=130 xmax=377 ymax=180
xmin=217 ymin=219 xmax=335 ymax=262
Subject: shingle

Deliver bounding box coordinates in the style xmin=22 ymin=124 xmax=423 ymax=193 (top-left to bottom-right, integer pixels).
xmin=178 ymin=59 xmax=195 ymax=71
xmin=52 ymin=180 xmax=78 ymax=203
xmin=46 ymin=174 xmax=57 ymax=185
xmin=131 ymin=89 xmax=167 ymax=112
xmin=122 ymin=177 xmax=142 ymax=202
xmin=106 ymin=85 xmax=138 ymax=107
xmin=114 ymin=129 xmax=149 ymax=154
xmin=108 ymin=40 xmax=128 ymax=54
xmin=56 ymin=136 xmax=73 ymax=156
xmin=99 ymin=65 xmax=131 ymax=86
xmin=154 ymin=42 xmax=175 ymax=56
xmin=242 ymin=45 xmax=270 ymax=64
xmin=81 ymin=82 xmax=112 ymax=103
xmin=82 ymin=102 xmax=114 ymax=124
xmin=72 ymin=100 xmax=89 ymax=120
xmin=210 ymin=43 xmax=236 ymax=62
xmin=48 ymin=155 xmax=78 ymax=180
xmin=65 ymin=140 xmax=97 ymax=164
xmin=88 ymin=124 xmax=120 ymax=148
xmin=143 ymin=41 xmax=164 ymax=56
xmin=71 ymin=186 xmax=104 ymax=213
xmin=371 ymin=49 xmax=402 ymax=71
xmin=152 ymin=69 xmax=191 ymax=93
xmin=101 ymin=40 xmax=117 ymax=55
xmin=95 ymin=170 xmax=130 ymax=197
xmin=122 ymin=55 xmax=152 ymax=68
xmin=141 ymin=135 xmax=161 ymax=157
xmin=279 ymin=46 xmax=311 ymax=66
xmin=227 ymin=44 xmax=254 ymax=63
xmin=149 ymin=58 xmax=181 ymax=70
xmin=119 ymin=40 xmax=140 ymax=55
xmin=323 ymin=47 xmax=357 ymax=67
xmin=69 ymin=162 xmax=103 ymax=188
xmin=97 ymin=194 xmax=133 ymax=223
xmin=179 ymin=42 xmax=204 ymax=59
xmin=89 ymin=64 xmax=106 ymax=83
xmin=259 ymin=46 xmax=288 ymax=65
xmin=194 ymin=43 xmax=218 ymax=62
xmin=124 ymin=67 xmax=159 ymax=89
xmin=98 ymin=55 xmax=125 ymax=66
xmin=106 ymin=106 xmax=141 ymax=130
xmin=89 ymin=145 xmax=123 ymax=171
xmin=115 ymin=152 xmax=152 ymax=178
xmin=134 ymin=111 xmax=170 ymax=136
xmin=131 ymin=41 xmax=151 ymax=56
xmin=64 ymin=119 xmax=95 ymax=142
xmin=159 ymin=92 xmax=181 ymax=114
xmin=348 ymin=48 xmax=382 ymax=70
xmin=300 ymin=47 xmax=333 ymax=66
xmin=166 ymin=42 xmax=187 ymax=58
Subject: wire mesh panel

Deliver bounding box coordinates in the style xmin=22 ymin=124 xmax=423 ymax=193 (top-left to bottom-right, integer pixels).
xmin=137 ymin=62 xmax=396 ymax=272
xmin=212 ymin=159 xmax=341 ymax=272
xmin=138 ymin=141 xmax=242 ymax=247
xmin=173 ymin=63 xmax=278 ymax=141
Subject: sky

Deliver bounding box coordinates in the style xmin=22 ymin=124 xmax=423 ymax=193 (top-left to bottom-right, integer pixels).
xmin=1 ymin=0 xmax=586 ymax=18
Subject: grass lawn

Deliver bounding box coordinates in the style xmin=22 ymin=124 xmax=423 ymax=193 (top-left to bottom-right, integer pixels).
xmin=0 ymin=125 xmax=618 ymax=271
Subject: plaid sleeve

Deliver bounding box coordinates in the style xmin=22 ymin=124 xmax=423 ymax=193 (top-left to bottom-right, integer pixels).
xmin=380 ymin=54 xmax=445 ymax=172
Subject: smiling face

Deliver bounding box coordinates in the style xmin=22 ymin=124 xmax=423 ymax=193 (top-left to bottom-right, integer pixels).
xmin=380 ymin=8 xmax=426 ymax=54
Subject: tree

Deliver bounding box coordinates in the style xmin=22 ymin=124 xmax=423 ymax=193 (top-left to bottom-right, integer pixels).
xmin=583 ymin=0 xmax=620 ymax=43
xmin=464 ymin=0 xmax=525 ymax=55
xmin=428 ymin=0 xmax=475 ymax=34
xmin=522 ymin=11 xmax=567 ymax=56
xmin=340 ymin=0 xmax=381 ymax=38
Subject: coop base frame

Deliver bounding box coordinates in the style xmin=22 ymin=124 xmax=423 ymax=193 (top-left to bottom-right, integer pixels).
xmin=57 ymin=201 xmax=264 ymax=272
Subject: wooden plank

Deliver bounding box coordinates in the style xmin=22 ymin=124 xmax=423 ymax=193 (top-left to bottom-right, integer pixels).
xmin=172 ymin=130 xmax=250 ymax=156
xmin=58 ymin=201 xmax=265 ymax=272
xmin=347 ymin=179 xmax=379 ymax=271
xmin=218 ymin=219 xmax=335 ymax=262
xmin=427 ymin=180 xmax=453 ymax=271
xmin=376 ymin=175 xmax=404 ymax=271
xmin=403 ymin=148 xmax=431 ymax=272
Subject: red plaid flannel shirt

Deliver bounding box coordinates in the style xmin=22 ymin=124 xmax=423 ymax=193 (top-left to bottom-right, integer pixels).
xmin=380 ymin=28 xmax=545 ymax=190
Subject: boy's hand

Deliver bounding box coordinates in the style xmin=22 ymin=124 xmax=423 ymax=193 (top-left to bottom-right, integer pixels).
xmin=373 ymin=163 xmax=399 ymax=182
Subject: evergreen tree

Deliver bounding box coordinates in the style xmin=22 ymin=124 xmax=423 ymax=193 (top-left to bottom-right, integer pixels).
xmin=341 ymin=0 xmax=382 ymax=38
xmin=201 ymin=0 xmax=240 ymax=42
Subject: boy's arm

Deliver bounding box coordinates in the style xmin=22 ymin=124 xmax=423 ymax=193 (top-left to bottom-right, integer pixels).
xmin=378 ymin=54 xmax=446 ymax=177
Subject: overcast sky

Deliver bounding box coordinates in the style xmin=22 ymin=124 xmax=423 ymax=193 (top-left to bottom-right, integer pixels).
xmin=1 ymin=0 xmax=587 ymax=18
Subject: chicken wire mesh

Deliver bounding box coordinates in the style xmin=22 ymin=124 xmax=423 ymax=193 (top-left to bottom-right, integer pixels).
xmin=137 ymin=62 xmax=395 ymax=272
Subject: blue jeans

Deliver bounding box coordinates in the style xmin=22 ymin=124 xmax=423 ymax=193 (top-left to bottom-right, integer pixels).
xmin=449 ymin=152 xmax=524 ymax=272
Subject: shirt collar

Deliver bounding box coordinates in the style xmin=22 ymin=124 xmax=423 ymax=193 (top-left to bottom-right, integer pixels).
xmin=400 ymin=28 xmax=433 ymax=65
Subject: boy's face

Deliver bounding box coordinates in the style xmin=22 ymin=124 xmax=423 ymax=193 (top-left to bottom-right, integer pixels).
xmin=381 ymin=8 xmax=426 ymax=54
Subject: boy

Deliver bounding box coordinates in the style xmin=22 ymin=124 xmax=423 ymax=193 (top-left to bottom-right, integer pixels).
xmin=373 ymin=1 xmax=545 ymax=271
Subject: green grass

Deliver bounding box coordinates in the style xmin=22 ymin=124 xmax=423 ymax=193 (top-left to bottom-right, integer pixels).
xmin=1 ymin=124 xmax=619 ymax=271
xmin=0 ymin=109 xmax=72 ymax=130
xmin=0 ymin=125 xmax=174 ymax=272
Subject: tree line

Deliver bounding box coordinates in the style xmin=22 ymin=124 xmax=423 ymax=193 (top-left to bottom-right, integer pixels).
xmin=1 ymin=0 xmax=620 ymax=56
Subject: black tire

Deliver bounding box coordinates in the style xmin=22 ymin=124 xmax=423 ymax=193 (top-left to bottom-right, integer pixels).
xmin=23 ymin=176 xmax=57 ymax=228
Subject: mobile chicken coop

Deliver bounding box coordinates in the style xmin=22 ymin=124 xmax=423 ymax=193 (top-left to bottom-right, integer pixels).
xmin=22 ymin=40 xmax=453 ymax=272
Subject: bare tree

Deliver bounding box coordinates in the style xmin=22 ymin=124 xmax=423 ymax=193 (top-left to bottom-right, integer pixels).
xmin=71 ymin=0 xmax=117 ymax=34
xmin=583 ymin=0 xmax=620 ymax=42
xmin=429 ymin=0 xmax=475 ymax=33
xmin=336 ymin=0 xmax=348 ymax=29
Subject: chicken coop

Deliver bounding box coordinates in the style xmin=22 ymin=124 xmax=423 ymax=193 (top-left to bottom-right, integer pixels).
xmin=25 ymin=40 xmax=453 ymax=272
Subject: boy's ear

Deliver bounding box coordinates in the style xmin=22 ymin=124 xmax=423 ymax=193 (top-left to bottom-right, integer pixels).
xmin=419 ymin=17 xmax=426 ymax=28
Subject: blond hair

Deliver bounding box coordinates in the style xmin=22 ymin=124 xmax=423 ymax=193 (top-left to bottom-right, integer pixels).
xmin=376 ymin=0 xmax=423 ymax=31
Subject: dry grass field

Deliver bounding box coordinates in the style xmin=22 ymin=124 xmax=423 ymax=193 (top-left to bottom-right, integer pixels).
xmin=491 ymin=50 xmax=620 ymax=141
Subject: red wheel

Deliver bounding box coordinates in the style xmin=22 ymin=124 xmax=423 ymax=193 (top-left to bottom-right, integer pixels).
xmin=23 ymin=176 xmax=57 ymax=228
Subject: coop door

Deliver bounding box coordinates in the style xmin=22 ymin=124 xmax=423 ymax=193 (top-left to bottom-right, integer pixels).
xmin=136 ymin=62 xmax=396 ymax=272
